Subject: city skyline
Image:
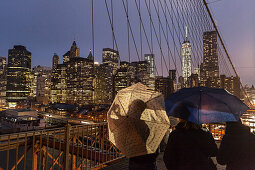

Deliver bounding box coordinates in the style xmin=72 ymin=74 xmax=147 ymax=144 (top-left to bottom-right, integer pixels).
xmin=0 ymin=0 xmax=254 ymax=85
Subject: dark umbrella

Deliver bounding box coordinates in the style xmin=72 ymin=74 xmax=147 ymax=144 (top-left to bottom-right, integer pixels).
xmin=165 ymin=87 xmax=249 ymax=124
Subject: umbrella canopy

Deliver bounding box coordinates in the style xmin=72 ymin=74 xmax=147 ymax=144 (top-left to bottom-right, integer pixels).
xmin=165 ymin=87 xmax=249 ymax=124
xmin=108 ymin=83 xmax=170 ymax=158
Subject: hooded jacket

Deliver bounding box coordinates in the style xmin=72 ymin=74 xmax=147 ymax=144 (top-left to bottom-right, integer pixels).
xmin=163 ymin=122 xmax=218 ymax=170
xmin=216 ymin=122 xmax=255 ymax=170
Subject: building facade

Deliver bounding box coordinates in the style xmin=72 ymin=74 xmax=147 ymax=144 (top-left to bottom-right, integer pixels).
xmin=182 ymin=40 xmax=192 ymax=84
xmin=114 ymin=62 xmax=131 ymax=96
xmin=51 ymin=42 xmax=94 ymax=105
xmin=102 ymin=48 xmax=119 ymax=75
xmin=220 ymin=75 xmax=241 ymax=98
xmin=144 ymin=54 xmax=156 ymax=90
xmin=6 ymin=45 xmax=31 ymax=108
xmin=155 ymin=76 xmax=171 ymax=98
xmin=66 ymin=57 xmax=94 ymax=105
xmin=52 ymin=53 xmax=59 ymax=70
xmin=0 ymin=57 xmax=7 ymax=107
xmin=130 ymin=61 xmax=150 ymax=86
xmin=51 ymin=64 xmax=67 ymax=104
xmin=200 ymin=31 xmax=219 ymax=84
xmin=31 ymin=66 xmax=51 ymax=104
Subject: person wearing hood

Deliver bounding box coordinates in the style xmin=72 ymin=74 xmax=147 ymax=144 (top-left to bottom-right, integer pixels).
xmin=216 ymin=120 xmax=255 ymax=170
xmin=163 ymin=104 xmax=218 ymax=170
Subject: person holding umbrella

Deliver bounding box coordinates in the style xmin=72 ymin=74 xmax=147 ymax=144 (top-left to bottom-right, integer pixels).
xmin=163 ymin=87 xmax=249 ymax=170
xmin=107 ymin=83 xmax=170 ymax=170
xmin=163 ymin=102 xmax=218 ymax=170
xmin=216 ymin=119 xmax=255 ymax=170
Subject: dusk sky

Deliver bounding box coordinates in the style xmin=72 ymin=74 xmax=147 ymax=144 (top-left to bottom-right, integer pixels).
xmin=0 ymin=0 xmax=254 ymax=85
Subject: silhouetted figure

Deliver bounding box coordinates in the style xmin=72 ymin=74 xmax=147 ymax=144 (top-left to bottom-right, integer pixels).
xmin=163 ymin=103 xmax=217 ymax=170
xmin=129 ymin=150 xmax=159 ymax=170
xmin=128 ymin=99 xmax=158 ymax=170
xmin=216 ymin=120 xmax=255 ymax=170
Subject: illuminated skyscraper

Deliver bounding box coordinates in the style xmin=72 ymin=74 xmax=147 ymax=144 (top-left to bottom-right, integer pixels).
xmin=182 ymin=28 xmax=192 ymax=84
xmin=0 ymin=57 xmax=7 ymax=107
xmin=6 ymin=45 xmax=31 ymax=108
xmin=102 ymin=48 xmax=119 ymax=75
xmin=70 ymin=41 xmax=80 ymax=58
xmin=130 ymin=61 xmax=150 ymax=86
xmin=114 ymin=62 xmax=131 ymax=96
xmin=51 ymin=64 xmax=67 ymax=104
xmin=94 ymin=63 xmax=113 ymax=104
xmin=51 ymin=42 xmax=94 ymax=105
xmin=31 ymin=66 xmax=51 ymax=104
xmin=100 ymin=48 xmax=119 ymax=103
xmin=155 ymin=76 xmax=171 ymax=98
xmin=66 ymin=57 xmax=94 ymax=105
xmin=144 ymin=54 xmax=155 ymax=77
xmin=220 ymin=75 xmax=241 ymax=98
xmin=200 ymin=31 xmax=219 ymax=83
xmin=63 ymin=41 xmax=80 ymax=63
xmin=144 ymin=54 xmax=155 ymax=90
xmin=52 ymin=53 xmax=59 ymax=70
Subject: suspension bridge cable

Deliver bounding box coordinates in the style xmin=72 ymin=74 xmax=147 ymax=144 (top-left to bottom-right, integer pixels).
xmin=104 ymin=0 xmax=119 ymax=53
xmin=132 ymin=0 xmax=160 ymax=76
xmin=121 ymin=0 xmax=141 ymax=62
xmin=202 ymin=0 xmax=252 ymax=105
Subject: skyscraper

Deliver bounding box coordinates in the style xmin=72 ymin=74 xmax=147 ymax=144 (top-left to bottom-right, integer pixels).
xmin=63 ymin=41 xmax=80 ymax=63
xmin=51 ymin=42 xmax=94 ymax=105
xmin=144 ymin=54 xmax=156 ymax=90
xmin=181 ymin=28 xmax=192 ymax=84
xmin=102 ymin=48 xmax=119 ymax=75
xmin=0 ymin=57 xmax=7 ymax=107
xmin=169 ymin=69 xmax=177 ymax=93
xmin=155 ymin=76 xmax=171 ymax=98
xmin=101 ymin=48 xmax=119 ymax=102
xmin=52 ymin=53 xmax=59 ymax=70
xmin=200 ymin=31 xmax=219 ymax=83
xmin=51 ymin=64 xmax=67 ymax=104
xmin=130 ymin=61 xmax=150 ymax=86
xmin=31 ymin=66 xmax=51 ymax=104
xmin=144 ymin=54 xmax=155 ymax=77
xmin=114 ymin=62 xmax=131 ymax=96
xmin=70 ymin=41 xmax=80 ymax=58
xmin=66 ymin=57 xmax=94 ymax=105
xmin=6 ymin=45 xmax=31 ymax=108
xmin=94 ymin=63 xmax=113 ymax=104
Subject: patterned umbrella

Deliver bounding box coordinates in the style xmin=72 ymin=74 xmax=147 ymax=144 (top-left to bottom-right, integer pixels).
xmin=108 ymin=83 xmax=170 ymax=158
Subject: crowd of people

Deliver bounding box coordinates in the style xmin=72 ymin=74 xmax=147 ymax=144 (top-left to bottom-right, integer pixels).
xmin=129 ymin=118 xmax=255 ymax=170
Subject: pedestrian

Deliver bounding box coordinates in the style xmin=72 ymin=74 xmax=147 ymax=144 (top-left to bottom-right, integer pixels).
xmin=216 ymin=120 xmax=255 ymax=170
xmin=163 ymin=104 xmax=218 ymax=170
xmin=129 ymin=150 xmax=159 ymax=170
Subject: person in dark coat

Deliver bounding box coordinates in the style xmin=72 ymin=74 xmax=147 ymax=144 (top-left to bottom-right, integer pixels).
xmin=216 ymin=120 xmax=255 ymax=170
xmin=129 ymin=151 xmax=159 ymax=170
xmin=163 ymin=103 xmax=218 ymax=170
xmin=163 ymin=119 xmax=218 ymax=170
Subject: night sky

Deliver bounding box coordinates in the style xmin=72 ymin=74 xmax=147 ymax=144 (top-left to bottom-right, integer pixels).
xmin=0 ymin=0 xmax=254 ymax=85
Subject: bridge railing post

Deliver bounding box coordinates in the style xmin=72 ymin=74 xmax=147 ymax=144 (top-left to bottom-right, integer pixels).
xmin=64 ymin=124 xmax=71 ymax=170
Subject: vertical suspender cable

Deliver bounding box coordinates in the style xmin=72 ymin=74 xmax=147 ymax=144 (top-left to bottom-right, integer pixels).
xmin=92 ymin=0 xmax=95 ymax=64
xmin=202 ymin=0 xmax=251 ymax=105
xmin=139 ymin=0 xmax=143 ymax=60
xmin=111 ymin=0 xmax=114 ymax=50
xmin=127 ymin=0 xmax=130 ymax=63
